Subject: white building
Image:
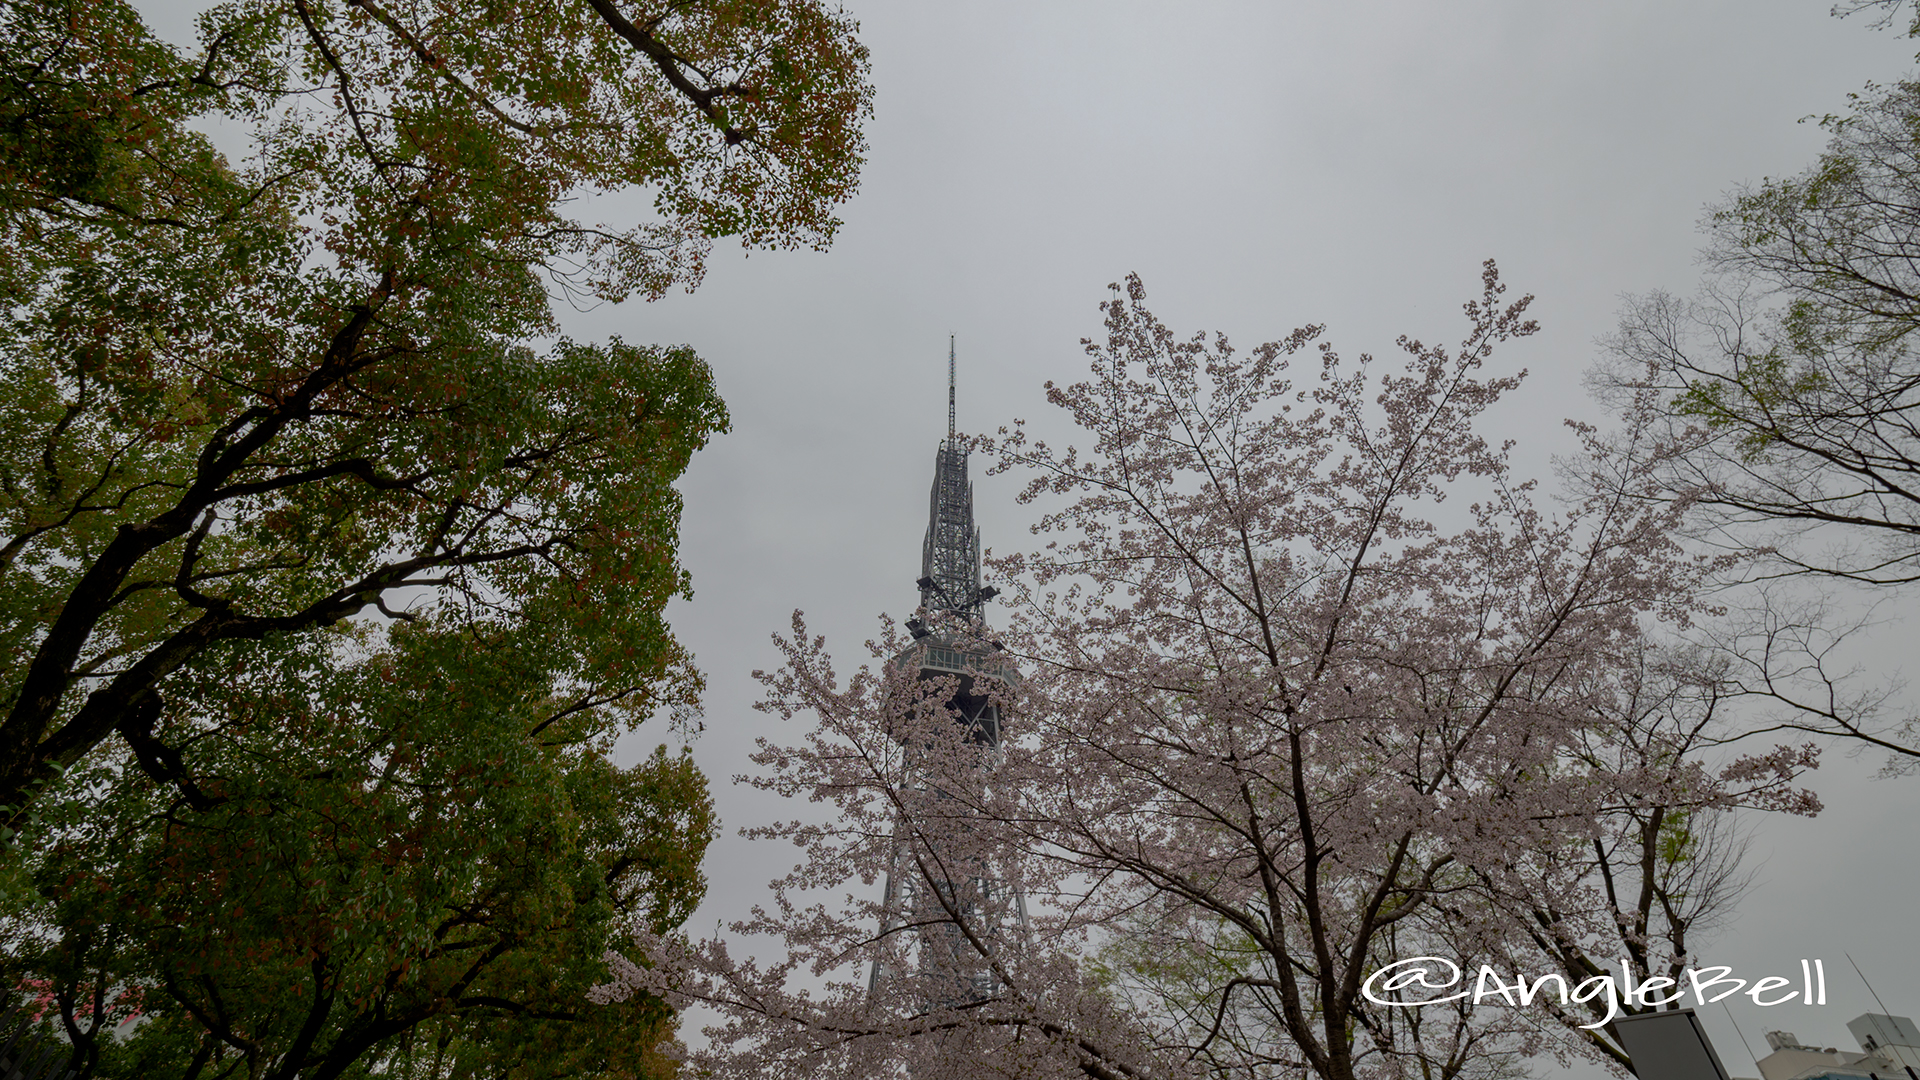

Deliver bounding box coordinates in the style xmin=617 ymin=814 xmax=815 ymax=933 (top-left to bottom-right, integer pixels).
xmin=1754 ymin=1014 xmax=1920 ymax=1080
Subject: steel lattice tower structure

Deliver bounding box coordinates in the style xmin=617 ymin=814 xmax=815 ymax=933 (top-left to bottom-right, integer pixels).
xmin=918 ymin=337 xmax=982 ymax=624
xmin=869 ymin=337 xmax=1027 ymax=1010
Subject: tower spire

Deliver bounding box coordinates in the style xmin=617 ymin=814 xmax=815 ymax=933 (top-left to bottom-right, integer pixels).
xmin=919 ymin=336 xmax=986 ymax=618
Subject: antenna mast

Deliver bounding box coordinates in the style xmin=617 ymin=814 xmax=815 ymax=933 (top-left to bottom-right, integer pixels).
xmin=947 ymin=333 xmax=956 ymax=443
xmin=1848 ymin=952 xmax=1893 ymax=1015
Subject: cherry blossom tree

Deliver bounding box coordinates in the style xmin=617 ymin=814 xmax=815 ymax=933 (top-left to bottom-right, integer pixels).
xmin=1457 ymin=638 xmax=1820 ymax=1071
xmin=597 ymin=264 xmax=1816 ymax=1080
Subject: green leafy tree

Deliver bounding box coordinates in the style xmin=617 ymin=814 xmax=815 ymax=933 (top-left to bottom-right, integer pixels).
xmin=0 ymin=0 xmax=870 ymax=1073
xmin=1603 ymin=76 xmax=1920 ymax=588
xmin=23 ymin=621 xmax=717 ymax=1079
xmin=1596 ymin=69 xmax=1920 ymax=768
xmin=0 ymin=0 xmax=870 ymax=825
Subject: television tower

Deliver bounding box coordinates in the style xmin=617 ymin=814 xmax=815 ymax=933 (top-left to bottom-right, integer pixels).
xmin=868 ymin=337 xmax=1026 ymax=1010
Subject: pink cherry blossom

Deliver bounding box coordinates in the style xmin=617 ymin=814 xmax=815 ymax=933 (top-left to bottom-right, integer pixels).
xmin=597 ymin=264 xmax=1818 ymax=1080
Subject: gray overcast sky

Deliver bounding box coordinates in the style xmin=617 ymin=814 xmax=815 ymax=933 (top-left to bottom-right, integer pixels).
xmin=136 ymin=1 xmax=1920 ymax=1073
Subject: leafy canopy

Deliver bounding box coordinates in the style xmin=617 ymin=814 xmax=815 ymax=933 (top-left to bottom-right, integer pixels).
xmin=0 ymin=0 xmax=869 ymax=820
xmin=22 ymin=621 xmax=717 ymax=1079
xmin=0 ymin=0 xmax=871 ymax=1074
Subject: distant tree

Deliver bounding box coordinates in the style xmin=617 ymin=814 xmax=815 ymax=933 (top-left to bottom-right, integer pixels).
xmin=596 ymin=268 xmax=1817 ymax=1080
xmin=1596 ymin=75 xmax=1920 ymax=765
xmin=1605 ymin=70 xmax=1920 ymax=586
